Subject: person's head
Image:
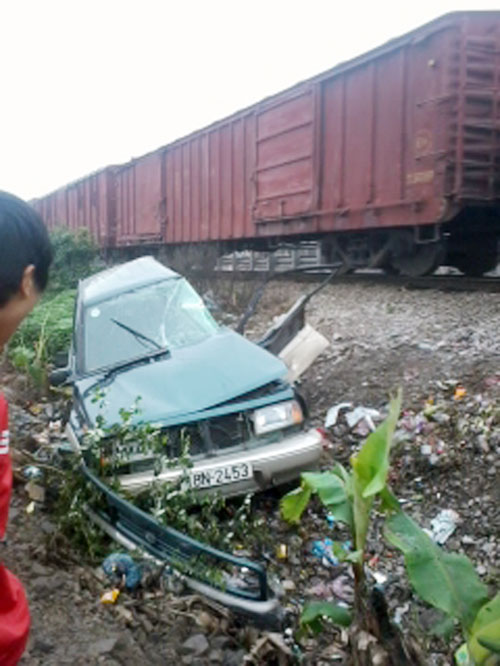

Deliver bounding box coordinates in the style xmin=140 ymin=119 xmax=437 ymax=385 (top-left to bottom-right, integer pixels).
xmin=0 ymin=191 xmax=53 ymax=348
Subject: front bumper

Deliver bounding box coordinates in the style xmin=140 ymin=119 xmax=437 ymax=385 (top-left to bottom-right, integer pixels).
xmin=66 ymin=422 xmax=324 ymax=497
xmin=118 ymin=427 xmax=324 ymax=497
xmin=63 ymin=427 xmax=323 ymax=625
xmin=81 ymin=467 xmax=282 ymax=627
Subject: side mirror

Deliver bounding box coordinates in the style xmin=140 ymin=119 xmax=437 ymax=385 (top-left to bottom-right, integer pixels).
xmin=50 ymin=367 xmax=71 ymax=386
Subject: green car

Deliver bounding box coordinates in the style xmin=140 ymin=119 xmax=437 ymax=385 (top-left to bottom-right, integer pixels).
xmin=59 ymin=256 xmax=324 ymax=497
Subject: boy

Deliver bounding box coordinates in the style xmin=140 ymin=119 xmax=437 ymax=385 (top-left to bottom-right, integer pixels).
xmin=0 ymin=191 xmax=52 ymax=665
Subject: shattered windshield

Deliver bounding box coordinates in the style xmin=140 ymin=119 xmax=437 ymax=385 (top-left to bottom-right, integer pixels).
xmin=83 ymin=278 xmax=220 ymax=373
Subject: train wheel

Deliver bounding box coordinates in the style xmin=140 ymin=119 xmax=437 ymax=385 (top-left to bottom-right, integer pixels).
xmin=391 ymin=241 xmax=445 ymax=277
xmin=381 ymin=263 xmax=400 ymax=276
xmin=452 ymin=238 xmax=498 ymax=276
xmin=455 ymin=257 xmax=497 ymax=276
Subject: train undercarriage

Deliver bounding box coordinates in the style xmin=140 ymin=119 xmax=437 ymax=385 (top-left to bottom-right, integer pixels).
xmin=321 ymin=226 xmax=498 ymax=277
xmin=113 ymin=213 xmax=499 ymax=279
xmin=245 ymin=209 xmax=500 ymax=277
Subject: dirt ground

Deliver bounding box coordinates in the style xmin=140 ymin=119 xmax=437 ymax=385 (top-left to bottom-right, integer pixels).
xmin=2 ymin=278 xmax=499 ymax=665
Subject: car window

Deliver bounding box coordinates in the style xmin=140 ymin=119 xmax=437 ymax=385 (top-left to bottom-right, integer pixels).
xmin=83 ymin=278 xmax=220 ymax=372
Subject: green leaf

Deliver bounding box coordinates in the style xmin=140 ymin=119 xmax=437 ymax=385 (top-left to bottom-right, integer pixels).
xmin=477 ymin=636 xmax=500 ymax=653
xmin=385 ymin=512 xmax=489 ymax=632
xmin=302 ymin=471 xmax=347 ymax=506
xmin=331 ymin=462 xmax=352 ymax=488
xmin=350 ymin=391 xmax=402 ymax=553
xmin=328 ymin=541 xmax=361 ymax=563
xmin=468 ymin=594 xmax=500 ymax=664
xmin=327 ymin=500 xmax=354 ymax=529
xmin=379 ymin=486 xmax=401 ymax=512
xmin=300 ymin=601 xmax=352 ymax=632
xmin=343 ymin=549 xmax=363 ymax=564
xmin=351 ymin=481 xmax=372 ymax=555
xmin=280 ymin=485 xmax=312 ymax=524
xmin=351 ymin=390 xmax=402 ymax=499
xmin=299 ymin=470 xmax=353 ymax=529
xmin=431 ymin=615 xmax=456 ymax=640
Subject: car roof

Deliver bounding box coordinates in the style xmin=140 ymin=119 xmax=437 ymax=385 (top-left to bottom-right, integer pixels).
xmin=79 ymin=256 xmax=180 ymax=306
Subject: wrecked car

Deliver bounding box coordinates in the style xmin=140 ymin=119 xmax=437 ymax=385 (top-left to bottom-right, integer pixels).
xmin=55 ymin=256 xmax=325 ymax=497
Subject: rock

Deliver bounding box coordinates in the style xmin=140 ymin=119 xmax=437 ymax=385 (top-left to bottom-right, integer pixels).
xmin=223 ymin=649 xmax=246 ymax=666
xmin=282 ymin=579 xmax=296 ymax=592
xmin=109 ymin=633 xmax=145 ymax=662
xmin=115 ymin=605 xmax=135 ymax=625
xmin=211 ymin=635 xmax=233 ymax=651
xmin=196 ymin=610 xmax=219 ymax=632
xmin=477 ymin=434 xmax=489 ymax=453
xmin=208 ymin=648 xmax=224 ymax=663
xmin=183 ymin=656 xmax=210 ymax=666
xmin=31 ymin=574 xmax=67 ymax=598
xmin=32 ymin=637 xmax=55 ymax=655
xmin=139 ymin=615 xmax=154 ymax=633
xmin=482 ymin=541 xmax=495 ymax=556
xmin=31 ymin=561 xmax=51 ymax=576
xmin=88 ymin=637 xmax=118 ymax=656
xmin=40 ymin=519 xmax=56 ymax=535
xmin=25 ymin=480 xmax=46 ymax=503
xmin=181 ymin=634 xmax=210 ymax=656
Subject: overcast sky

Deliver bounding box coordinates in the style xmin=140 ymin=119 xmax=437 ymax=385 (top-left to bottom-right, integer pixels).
xmin=1 ymin=1 xmax=498 ymax=200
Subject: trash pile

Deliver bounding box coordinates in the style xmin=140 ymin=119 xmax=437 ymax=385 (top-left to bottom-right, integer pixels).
xmin=257 ymin=374 xmax=499 ymax=662
xmin=5 ymin=372 xmax=499 ymax=665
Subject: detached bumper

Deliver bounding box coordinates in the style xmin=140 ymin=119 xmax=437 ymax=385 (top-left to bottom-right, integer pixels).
xmin=81 ymin=467 xmax=283 ymax=627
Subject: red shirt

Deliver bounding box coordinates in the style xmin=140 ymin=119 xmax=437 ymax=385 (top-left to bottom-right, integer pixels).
xmin=0 ymin=395 xmax=30 ymax=665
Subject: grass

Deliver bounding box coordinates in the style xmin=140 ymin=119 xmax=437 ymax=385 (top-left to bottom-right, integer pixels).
xmin=8 ymin=288 xmax=76 ymax=390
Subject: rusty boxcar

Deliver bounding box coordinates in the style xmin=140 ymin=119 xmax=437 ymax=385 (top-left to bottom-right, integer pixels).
xmin=33 ymin=12 xmax=500 ymax=275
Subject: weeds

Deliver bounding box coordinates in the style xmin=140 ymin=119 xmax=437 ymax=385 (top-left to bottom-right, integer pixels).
xmin=7 ymin=226 xmax=100 ymax=391
xmin=49 ymin=456 xmax=114 ymax=564
xmin=49 ymin=227 xmax=100 ymax=291
xmin=55 ymin=395 xmax=264 ymax=566
xmin=8 ymin=289 xmax=75 ymax=390
xmin=281 ymin=392 xmax=499 ymax=665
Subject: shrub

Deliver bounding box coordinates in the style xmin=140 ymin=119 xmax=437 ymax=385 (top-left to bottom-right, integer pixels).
xmin=49 ymin=227 xmax=100 ymax=291
xmin=8 ymin=289 xmax=75 ymax=389
xmin=281 ymin=392 xmax=499 ymax=665
xmin=7 ymin=226 xmax=100 ymax=389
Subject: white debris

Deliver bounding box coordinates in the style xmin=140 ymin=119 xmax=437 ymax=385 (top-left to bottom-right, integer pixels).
xmin=325 ymin=402 xmax=352 ymax=428
xmin=345 ymin=406 xmax=381 ymax=432
xmin=428 ymin=509 xmax=460 ymax=544
xmin=394 ymin=602 xmax=410 ymax=626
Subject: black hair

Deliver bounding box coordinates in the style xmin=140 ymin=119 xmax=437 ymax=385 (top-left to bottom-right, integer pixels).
xmin=0 ymin=191 xmax=53 ymax=306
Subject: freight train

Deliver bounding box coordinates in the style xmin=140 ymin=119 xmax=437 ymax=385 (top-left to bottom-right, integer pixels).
xmin=32 ymin=12 xmax=500 ymax=276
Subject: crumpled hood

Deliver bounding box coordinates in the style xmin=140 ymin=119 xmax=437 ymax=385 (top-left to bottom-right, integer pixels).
xmin=78 ymin=329 xmax=288 ymax=427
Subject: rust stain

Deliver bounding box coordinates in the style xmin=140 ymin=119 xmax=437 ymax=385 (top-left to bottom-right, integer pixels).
xmin=406 ymin=169 xmax=435 ymax=186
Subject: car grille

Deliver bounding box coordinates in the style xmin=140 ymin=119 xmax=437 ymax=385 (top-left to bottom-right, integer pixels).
xmin=162 ymin=382 xmax=286 ymax=459
xmin=163 ymin=412 xmax=249 ymax=458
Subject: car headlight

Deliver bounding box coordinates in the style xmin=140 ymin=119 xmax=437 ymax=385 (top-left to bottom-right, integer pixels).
xmin=252 ymin=400 xmax=303 ymax=435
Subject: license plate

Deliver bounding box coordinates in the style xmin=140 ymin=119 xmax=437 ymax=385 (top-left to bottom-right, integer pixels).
xmin=189 ymin=462 xmax=252 ymax=489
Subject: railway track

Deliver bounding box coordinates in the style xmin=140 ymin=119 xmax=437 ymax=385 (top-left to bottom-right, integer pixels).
xmin=308 ymin=271 xmax=500 ymax=293
xmin=198 ymin=268 xmax=500 ymax=293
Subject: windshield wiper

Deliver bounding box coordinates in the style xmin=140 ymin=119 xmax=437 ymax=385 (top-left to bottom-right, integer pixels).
xmin=111 ymin=318 xmax=163 ymax=351
xmin=82 ymin=347 xmax=171 ymax=396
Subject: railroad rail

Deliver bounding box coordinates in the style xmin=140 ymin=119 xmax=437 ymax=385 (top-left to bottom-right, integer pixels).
xmin=202 ymin=266 xmax=500 ymax=294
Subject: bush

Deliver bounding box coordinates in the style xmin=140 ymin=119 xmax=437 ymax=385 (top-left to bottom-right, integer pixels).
xmin=7 ymin=227 xmax=101 ymax=389
xmin=8 ymin=289 xmax=75 ymax=388
xmin=49 ymin=227 xmax=100 ymax=290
